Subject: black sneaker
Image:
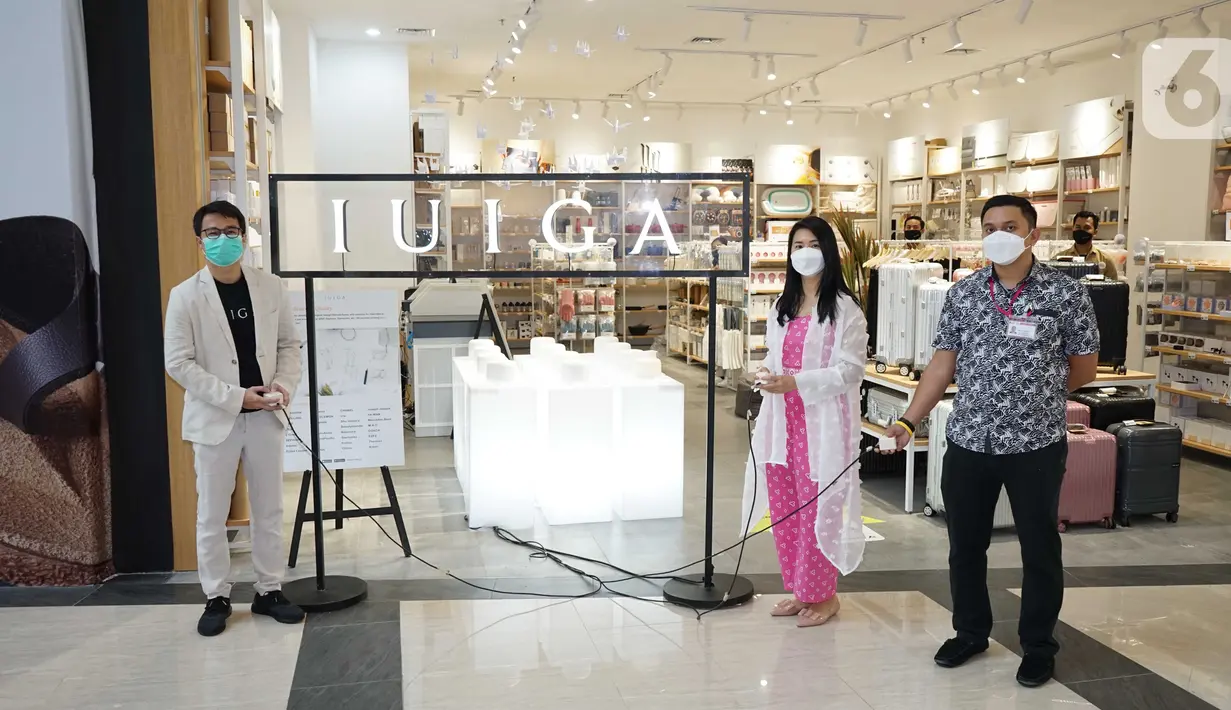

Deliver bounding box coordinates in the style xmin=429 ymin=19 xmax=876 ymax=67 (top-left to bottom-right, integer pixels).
xmin=251 ymin=590 xmax=305 ymax=624
xmin=934 ymin=637 xmax=989 ymax=668
xmin=197 ymin=597 xmax=232 ymax=637
xmin=1016 ymin=654 xmax=1055 ymax=687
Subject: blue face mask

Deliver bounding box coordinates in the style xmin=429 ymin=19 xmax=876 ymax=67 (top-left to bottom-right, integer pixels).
xmin=203 ymin=235 xmax=245 ymax=267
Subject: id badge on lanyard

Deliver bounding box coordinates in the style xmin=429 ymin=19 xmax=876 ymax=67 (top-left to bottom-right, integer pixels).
xmin=989 ymin=277 xmax=1038 ymax=341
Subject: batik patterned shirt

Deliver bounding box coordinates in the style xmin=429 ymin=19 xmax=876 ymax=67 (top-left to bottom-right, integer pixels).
xmin=933 ymin=260 xmax=1100 ymax=455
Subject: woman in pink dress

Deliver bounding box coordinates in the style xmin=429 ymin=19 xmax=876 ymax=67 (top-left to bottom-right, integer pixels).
xmin=741 ymin=216 xmax=868 ymax=628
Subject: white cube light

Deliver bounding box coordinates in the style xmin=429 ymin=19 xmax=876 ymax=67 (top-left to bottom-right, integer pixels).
xmin=464 ymin=358 xmax=538 ymax=529
xmin=451 ymin=341 xmax=684 ymax=528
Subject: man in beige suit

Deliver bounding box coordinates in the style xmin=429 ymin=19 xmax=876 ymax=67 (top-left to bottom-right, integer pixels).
xmin=165 ymin=201 xmax=304 ymax=636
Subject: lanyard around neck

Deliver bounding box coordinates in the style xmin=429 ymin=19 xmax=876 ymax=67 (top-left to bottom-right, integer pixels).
xmin=988 ymin=276 xmax=1030 ymax=318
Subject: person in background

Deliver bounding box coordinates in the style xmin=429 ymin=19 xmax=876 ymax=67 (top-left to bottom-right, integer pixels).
xmin=901 ymin=215 xmax=925 ymax=241
xmin=165 ymin=201 xmax=305 ymax=636
xmin=1055 ymin=211 xmax=1118 ymax=280
xmin=882 ymin=195 xmax=1100 ymax=688
xmin=741 ymin=215 xmax=868 ymax=628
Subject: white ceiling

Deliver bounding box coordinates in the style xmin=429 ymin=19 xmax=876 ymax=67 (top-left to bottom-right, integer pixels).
xmin=279 ymin=0 xmax=1231 ymax=108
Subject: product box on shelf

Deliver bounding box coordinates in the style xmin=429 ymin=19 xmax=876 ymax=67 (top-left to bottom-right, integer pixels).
xmin=206 ymin=92 xmax=232 ymax=113
xmin=209 ymin=131 xmax=234 ymax=152
xmin=208 ymin=111 xmax=233 ymax=133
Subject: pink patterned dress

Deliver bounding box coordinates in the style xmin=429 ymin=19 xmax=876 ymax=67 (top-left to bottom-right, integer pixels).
xmin=765 ymin=315 xmax=839 ymax=603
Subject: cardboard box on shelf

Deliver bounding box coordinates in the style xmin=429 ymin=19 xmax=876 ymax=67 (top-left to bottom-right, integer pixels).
xmin=209 ymin=131 xmax=235 ymax=152
xmin=206 ymin=92 xmax=232 ymax=113
xmin=208 ymin=111 xmax=233 ymax=133
xmin=207 ymin=0 xmax=232 ymax=63
xmin=241 ymin=19 xmax=255 ymax=89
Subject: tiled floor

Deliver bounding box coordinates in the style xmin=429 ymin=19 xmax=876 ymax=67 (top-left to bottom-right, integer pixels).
xmin=1059 ymin=585 xmax=1231 ymax=709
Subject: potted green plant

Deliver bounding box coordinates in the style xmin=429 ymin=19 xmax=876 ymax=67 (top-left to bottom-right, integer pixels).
xmin=825 ymin=206 xmax=880 ymax=310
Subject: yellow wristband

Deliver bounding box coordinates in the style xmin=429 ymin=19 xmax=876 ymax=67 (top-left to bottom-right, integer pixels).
xmin=894 ymin=419 xmax=915 ymax=437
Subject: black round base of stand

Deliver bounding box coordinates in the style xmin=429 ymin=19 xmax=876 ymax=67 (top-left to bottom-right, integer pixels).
xmin=283 ymin=575 xmax=368 ymax=613
xmin=663 ymin=573 xmax=755 ymax=610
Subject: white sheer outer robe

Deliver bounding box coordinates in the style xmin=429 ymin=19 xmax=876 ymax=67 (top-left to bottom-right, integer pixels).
xmin=740 ymin=293 xmax=869 ymax=575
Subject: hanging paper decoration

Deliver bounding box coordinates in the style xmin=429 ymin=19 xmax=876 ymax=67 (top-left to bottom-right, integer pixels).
xmin=510 ymin=96 xmax=525 ymax=111
xmin=604 ymin=116 xmax=632 ymax=134
xmin=614 ymin=25 xmax=630 ymax=42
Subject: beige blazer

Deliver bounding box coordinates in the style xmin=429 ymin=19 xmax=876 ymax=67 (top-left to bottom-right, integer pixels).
xmin=164 ymin=266 xmax=302 ymax=446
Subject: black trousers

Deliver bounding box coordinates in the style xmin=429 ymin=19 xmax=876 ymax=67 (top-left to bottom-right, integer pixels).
xmin=941 ymin=438 xmax=1067 ymax=657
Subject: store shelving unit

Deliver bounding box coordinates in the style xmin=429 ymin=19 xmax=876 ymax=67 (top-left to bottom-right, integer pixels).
xmin=202 ymin=0 xmax=280 ymax=270
xmin=1137 ymin=240 xmax=1231 ymax=458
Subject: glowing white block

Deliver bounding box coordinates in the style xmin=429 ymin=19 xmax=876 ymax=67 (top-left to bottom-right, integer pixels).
xmin=464 ymin=359 xmax=538 ymax=529
xmin=539 ymin=359 xmax=615 ymax=524
xmin=612 ymin=357 xmax=685 ymax=520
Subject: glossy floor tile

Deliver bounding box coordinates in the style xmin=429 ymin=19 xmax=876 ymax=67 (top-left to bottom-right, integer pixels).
xmin=1059 ymin=585 xmax=1231 ymax=709
xmin=398 ymin=592 xmax=1093 ymax=709
xmin=0 ymin=605 xmax=302 ymax=709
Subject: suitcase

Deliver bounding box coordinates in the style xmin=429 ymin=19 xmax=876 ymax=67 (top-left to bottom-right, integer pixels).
xmin=924 ymin=399 xmax=1015 ymax=528
xmin=913 ymin=277 xmax=952 ymax=376
xmin=865 ymin=266 xmax=880 ymax=359
xmin=1058 ymin=424 xmax=1117 ymax=531
xmin=1066 ymin=401 xmax=1091 ymax=426
xmin=1069 ymin=387 xmax=1156 ymax=431
xmin=1083 ymin=278 xmax=1130 ymax=369
xmin=1047 ymin=260 xmax=1100 ymax=279
xmin=1106 ymin=421 xmax=1183 ymax=526
xmin=866 ymin=386 xmax=930 ymax=438
xmin=875 ymin=262 xmax=944 ymax=375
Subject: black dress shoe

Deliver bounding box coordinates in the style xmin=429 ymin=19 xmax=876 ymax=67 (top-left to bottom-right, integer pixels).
xmin=197 ymin=597 xmax=232 ymax=637
xmin=251 ymin=590 xmax=306 ymax=624
xmin=1016 ymin=654 xmax=1055 ymax=687
xmin=934 ymin=637 xmax=989 ymax=668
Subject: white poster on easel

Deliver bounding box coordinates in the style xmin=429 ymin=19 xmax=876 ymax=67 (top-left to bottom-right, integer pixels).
xmin=282 ymin=290 xmax=406 ymax=472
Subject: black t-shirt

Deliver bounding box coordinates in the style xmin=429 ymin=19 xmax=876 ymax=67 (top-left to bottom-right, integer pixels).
xmin=214 ymin=276 xmax=263 ymax=411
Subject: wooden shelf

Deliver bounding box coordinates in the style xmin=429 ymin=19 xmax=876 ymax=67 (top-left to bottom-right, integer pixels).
xmin=889 ymin=176 xmax=924 ymax=182
xmin=204 ymin=62 xmax=255 ymax=96
xmin=927 ymin=199 xmax=961 ymax=205
xmin=891 ymin=202 xmax=923 ymax=208
xmin=1157 ymin=384 xmax=1230 ymax=405
xmin=1183 ymin=438 xmax=1231 ymax=457
xmin=962 ymin=165 xmax=1008 ymax=175
xmin=1150 ymin=346 xmax=1231 ymax=365
xmin=1011 ymin=191 xmax=1058 ymax=198
xmin=1067 ymin=186 xmax=1121 ymax=195
xmin=752 ymin=259 xmax=788 ymax=268
xmin=1011 ymin=158 xmax=1060 ymax=167
xmin=1152 ymin=262 xmax=1231 ymax=272
xmin=1067 ymin=150 xmax=1123 ymax=160
xmin=208 ymin=152 xmax=258 ymax=173
xmin=1148 ymin=308 xmax=1231 ymax=323
xmin=1216 ymin=166 xmax=1231 ymax=173
xmin=927 ymin=171 xmax=962 ymax=178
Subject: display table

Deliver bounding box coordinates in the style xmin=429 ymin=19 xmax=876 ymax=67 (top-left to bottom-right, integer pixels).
xmin=862 ymin=363 xmax=1156 ymax=513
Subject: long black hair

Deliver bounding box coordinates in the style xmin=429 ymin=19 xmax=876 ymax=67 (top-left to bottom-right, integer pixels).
xmin=776 ymin=215 xmax=855 ymax=327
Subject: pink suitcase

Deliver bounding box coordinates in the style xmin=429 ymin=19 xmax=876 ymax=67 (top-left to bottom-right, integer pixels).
xmin=1066 ymin=401 xmax=1090 ymax=426
xmin=1058 ymin=424 xmax=1117 ymax=532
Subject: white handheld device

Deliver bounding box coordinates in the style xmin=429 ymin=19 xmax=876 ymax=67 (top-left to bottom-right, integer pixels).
xmin=262 ymin=391 xmax=284 ymax=405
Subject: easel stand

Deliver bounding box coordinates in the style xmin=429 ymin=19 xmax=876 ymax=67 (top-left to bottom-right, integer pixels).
xmin=282 ymin=277 xmax=379 ymax=612
xmin=287 ymin=465 xmax=412 ymax=566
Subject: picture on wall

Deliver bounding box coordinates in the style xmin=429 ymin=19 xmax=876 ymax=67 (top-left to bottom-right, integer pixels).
xmin=756 ymin=144 xmax=818 ymax=185
xmin=1063 ymin=95 xmax=1125 ymax=159
xmin=961 ymin=118 xmax=1009 ymax=170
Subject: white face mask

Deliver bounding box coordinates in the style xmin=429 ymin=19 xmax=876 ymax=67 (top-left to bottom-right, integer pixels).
xmin=790 ymin=247 xmax=825 ymax=276
xmin=982 ymin=230 xmax=1028 ymax=266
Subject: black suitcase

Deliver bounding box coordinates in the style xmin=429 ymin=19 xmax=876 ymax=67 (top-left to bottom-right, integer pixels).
xmin=1069 ymin=387 xmax=1156 ymax=431
xmin=1047 ymin=260 xmax=1100 ymax=279
xmin=865 ymin=266 xmax=880 ymax=359
xmin=1106 ymin=421 xmax=1182 ymax=526
xmin=1083 ymin=279 xmax=1130 ymax=368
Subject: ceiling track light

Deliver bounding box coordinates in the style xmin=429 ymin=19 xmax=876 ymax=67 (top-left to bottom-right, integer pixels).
xmin=998 ymin=66 xmax=1010 ymax=87
xmin=946 ymin=81 xmax=959 ymax=101
xmin=511 ymin=29 xmax=520 ymax=41
xmin=1112 ymin=31 xmax=1130 ymax=60
xmin=661 ymin=52 xmax=674 ymax=77
xmin=485 ymin=75 xmax=495 ymax=87
xmin=759 ymin=95 xmax=768 ymax=115
xmin=677 ymin=103 xmax=685 ymax=120
xmin=504 ymin=53 xmax=515 ymax=65
xmin=623 ymin=96 xmax=633 ymax=109
xmin=808 ymin=75 xmax=820 ymax=97
xmin=743 ymin=14 xmax=753 ymax=42
xmin=854 ymin=18 xmax=868 ymax=47
xmin=742 ymin=105 xmax=751 ymax=124
xmin=457 ymin=99 xmax=465 ymax=116
xmin=1043 ymin=52 xmax=1056 ymax=76
xmin=972 ymin=74 xmax=983 ymax=95
xmin=923 ymin=87 xmax=934 ymax=108
xmin=949 ymin=19 xmax=963 ymax=50
xmin=1016 ymin=0 xmax=1033 ymax=25
xmin=1151 ymin=20 xmax=1167 ymax=50
xmin=766 ymin=55 xmax=777 ymax=81
xmin=786 ymin=107 xmax=794 ymax=125
xmin=511 ymin=37 xmax=524 ymax=54
xmin=1193 ymin=9 xmax=1211 ymax=38
xmin=783 ymin=86 xmax=794 ymax=106
xmin=750 ymin=54 xmax=761 ymax=79
xmin=882 ymin=103 xmax=892 ymax=119
xmin=1017 ymin=62 xmax=1028 ymax=84
xmin=902 ymin=37 xmax=913 ymax=64
xmin=572 ymin=101 xmax=581 ymax=119
xmin=814 ymin=108 xmax=824 ymax=125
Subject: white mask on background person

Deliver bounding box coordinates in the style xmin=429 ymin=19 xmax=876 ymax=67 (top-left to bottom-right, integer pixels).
xmin=982 ymin=230 xmax=1028 ymax=266
xmin=790 ymin=247 xmax=825 ymax=276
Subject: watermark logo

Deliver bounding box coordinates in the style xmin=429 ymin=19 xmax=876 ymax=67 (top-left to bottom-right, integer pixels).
xmin=1141 ymin=38 xmax=1231 ymax=140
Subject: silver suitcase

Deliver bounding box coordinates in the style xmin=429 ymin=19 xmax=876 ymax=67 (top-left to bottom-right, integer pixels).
xmin=875 ymin=262 xmax=944 ymax=376
xmin=926 ymin=399 xmax=1015 ymax=528
xmin=866 ymin=386 xmax=930 ymax=439
xmin=913 ymin=277 xmax=952 ymax=375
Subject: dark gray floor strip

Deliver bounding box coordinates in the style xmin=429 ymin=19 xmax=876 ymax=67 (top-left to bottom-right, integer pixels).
xmin=286 ymin=600 xmax=402 ymax=710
